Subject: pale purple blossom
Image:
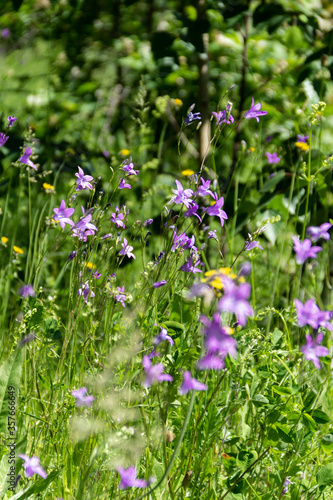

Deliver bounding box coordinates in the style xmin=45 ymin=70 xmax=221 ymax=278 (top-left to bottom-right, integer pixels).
xmin=265 ymin=152 xmax=280 ymax=164
xmin=142 ymin=355 xmax=173 ymax=387
xmin=18 ymin=284 xmax=35 ymax=298
xmin=78 ymin=281 xmax=95 ymax=303
xmin=153 ymin=326 xmax=174 ymax=346
xmin=212 ymin=105 xmax=234 ymax=125
xmin=244 ymin=98 xmax=267 ymax=122
xmin=169 ymin=180 xmax=194 ymax=208
xmin=19 ymin=147 xmax=37 ymax=170
xmin=203 ymin=194 xmax=228 ymax=227
xmin=184 ymin=202 xmax=202 ymax=222
xmin=282 ymin=477 xmax=291 ymax=495
xmin=18 ymin=455 xmax=47 ymax=479
xmin=180 ymin=255 xmax=203 ymax=274
xmin=143 ymin=219 xmax=153 ymax=227
xmin=301 ymin=333 xmax=329 ymax=369
xmin=75 ymin=166 xmax=94 ymax=191
xmin=172 ymin=230 xmax=197 ymax=252
xmin=72 ymin=212 xmax=98 ymax=241
xmin=244 ymin=240 xmax=263 ymax=251
xmin=295 ymin=299 xmax=321 ymax=328
xmin=53 ymin=200 xmax=75 ymax=229
xmin=297 ymin=135 xmax=308 ymax=143
xmin=1 ymin=28 xmax=10 ymax=39
xmin=179 ymin=371 xmax=207 ymax=395
xmin=197 ymin=177 xmax=214 ymax=198
xmin=148 ymin=347 xmax=161 ymax=359
xmin=198 ymin=352 xmax=226 ymax=370
xmin=8 ymin=116 xmax=17 ymax=128
xmin=184 ymin=107 xmax=201 ymax=125
xmin=119 ymin=178 xmax=131 ymax=189
xmin=292 ymin=237 xmax=322 ymax=265
xmin=71 ymin=387 xmax=95 ymax=407
xmin=208 ymin=230 xmax=218 ymax=241
xmin=306 ymin=223 xmax=332 ymax=242
xmin=115 ymin=286 xmax=126 ymax=307
xmin=218 ymin=278 xmax=253 ymax=326
xmin=119 ymin=238 xmax=135 ymax=259
xmin=122 ymin=157 xmax=139 ymax=176
xmin=0 ymin=133 xmax=9 ymax=147
xmin=110 ymin=207 xmax=125 ymax=228
xmin=117 ymin=466 xmax=148 ymax=490
xmin=153 ymin=280 xmax=167 ymax=288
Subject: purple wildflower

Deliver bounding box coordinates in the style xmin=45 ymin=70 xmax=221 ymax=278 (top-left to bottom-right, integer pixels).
xmin=198 ymin=352 xmax=226 ymax=370
xmin=110 ymin=207 xmax=125 ymax=229
xmin=239 ymin=262 xmax=251 ymax=277
xmin=295 ymin=299 xmax=321 ymax=328
xmin=115 ymin=286 xmax=127 ymax=307
xmin=203 ymin=194 xmax=228 ymax=227
xmin=72 ymin=212 xmax=98 ymax=241
xmin=148 ymin=347 xmax=161 ymax=359
xmin=0 ymin=133 xmax=9 ymax=147
xmin=153 ymin=326 xmax=174 ymax=346
xmin=180 ymin=255 xmax=203 ymax=274
xmin=77 ymin=281 xmax=95 ymax=303
xmin=118 ymin=178 xmax=131 ymax=189
xmin=218 ymin=278 xmax=253 ymax=326
xmin=68 ymin=251 xmax=77 ymax=261
xmin=142 ymin=356 xmax=173 ymax=387
xmin=170 ymin=180 xmax=194 ymax=208
xmin=119 ymin=238 xmax=135 ymax=259
xmin=208 ymin=230 xmax=218 ymax=241
xmin=153 ymin=280 xmax=167 ymax=288
xmin=301 ymin=333 xmax=329 ymax=369
xmin=292 ymin=237 xmax=322 ymax=265
xmin=71 ymin=387 xmax=95 ymax=407
xmin=197 ymin=177 xmax=214 ymax=198
xmin=184 ymin=106 xmax=201 ymax=126
xmin=1 ymin=28 xmax=10 ymax=39
xmin=18 ymin=455 xmax=47 ymax=479
xmin=19 ymin=147 xmax=37 ymax=170
xmin=265 ymin=152 xmax=280 ymax=164
xmin=117 ymin=466 xmax=148 ymax=490
xmin=75 ymin=166 xmax=94 ymax=191
xmin=53 ymin=200 xmax=75 ymax=229
xmin=297 ymin=135 xmax=308 ymax=143
xmin=122 ymin=157 xmax=139 ymax=176
xmin=143 ymin=218 xmax=153 ymax=227
xmin=244 ymin=240 xmax=263 ymax=251
xmin=18 ymin=284 xmax=35 ymax=298
xmin=184 ymin=202 xmax=202 ymax=222
xmin=8 ymin=116 xmax=17 ymax=128
xmin=179 ymin=371 xmax=207 ymax=395
xmin=244 ymin=98 xmax=267 ymax=122
xmin=101 ymin=233 xmax=113 ymax=240
xmin=212 ymin=105 xmax=234 ymax=125
xmin=306 ymin=223 xmax=332 ymax=242
xmin=282 ymin=477 xmax=291 ymax=495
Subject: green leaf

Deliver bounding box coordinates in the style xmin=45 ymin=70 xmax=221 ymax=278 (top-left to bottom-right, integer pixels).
xmin=275 ymin=423 xmax=294 ymax=444
xmin=312 ymin=410 xmax=330 ymax=425
xmin=303 ymin=390 xmax=316 ymax=410
xmin=322 ymin=434 xmax=333 ymax=454
xmin=317 ymin=463 xmax=333 ymax=487
xmin=302 ymin=412 xmax=317 ymax=431
xmin=251 ymin=394 xmax=269 ymax=406
xmin=272 ymin=385 xmax=292 ymax=396
xmin=9 ymin=470 xmax=61 ymax=499
xmin=260 ymin=170 xmax=285 ymax=193
xmin=162 ymin=321 xmax=185 ymax=333
xmin=237 ymin=450 xmax=258 ymax=470
xmin=0 ymin=349 xmax=23 ymax=433
xmin=272 ymin=328 xmax=284 ymax=345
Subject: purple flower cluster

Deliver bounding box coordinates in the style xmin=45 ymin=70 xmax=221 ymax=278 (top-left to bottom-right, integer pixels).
xmin=212 ymin=104 xmax=234 ymax=125
xmin=292 ymin=237 xmax=321 ymax=265
xmin=301 ymin=333 xmax=329 ymax=369
xmin=198 ymin=313 xmax=237 ymax=370
xmin=295 ymin=299 xmax=332 ymax=331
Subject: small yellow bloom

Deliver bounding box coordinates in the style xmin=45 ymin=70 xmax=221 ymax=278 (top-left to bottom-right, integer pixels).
xmin=13 ymin=245 xmax=24 ymax=254
xmin=120 ymin=149 xmax=130 ymax=156
xmin=181 ymin=169 xmax=195 ymax=176
xmin=174 ymin=98 xmax=183 ymax=106
xmin=249 ymin=147 xmax=256 ymax=152
xmin=1 ymin=236 xmax=8 ymax=244
xmin=201 ymin=267 xmax=236 ymax=289
xmin=84 ymin=262 xmax=96 ymax=269
xmin=43 ymin=182 xmax=55 ymax=191
xmin=295 ymin=142 xmax=309 ymax=152
xmin=224 ymin=326 xmax=234 ymax=335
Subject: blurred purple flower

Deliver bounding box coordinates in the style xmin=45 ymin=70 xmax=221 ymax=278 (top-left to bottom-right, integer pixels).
xmin=119 ymin=238 xmax=135 ymax=259
xmin=153 ymin=280 xmax=167 ymax=288
xmin=119 ymin=178 xmax=131 ymax=189
xmin=244 ymin=98 xmax=267 ymax=122
xmin=301 ymin=333 xmax=329 ymax=369
xmin=203 ymin=194 xmax=228 ymax=227
xmin=292 ymin=237 xmax=322 ymax=265
xmin=218 ymin=278 xmax=253 ymax=326
xmin=101 ymin=233 xmax=113 ymax=240
xmin=148 ymin=347 xmax=161 ymax=359
xmin=297 ymin=135 xmax=309 ymax=143
xmin=197 ymin=352 xmax=226 ymax=370
xmin=170 ymin=180 xmax=193 ymax=208
xmin=265 ymin=152 xmax=280 ymax=164
xmin=122 ymin=157 xmax=139 ymax=176
xmin=212 ymin=105 xmax=234 ymax=125
xmin=103 ymin=150 xmax=110 ymax=158
xmin=75 ymin=166 xmax=94 ymax=191
xmin=295 ymin=299 xmax=321 ymax=328
xmin=115 ymin=286 xmax=126 ymax=307
xmin=18 ymin=455 xmax=47 ymax=479
xmin=282 ymin=477 xmax=291 ymax=495
xmin=244 ymin=240 xmax=263 ymax=251
xmin=306 ymin=223 xmax=332 ymax=242
xmin=153 ymin=326 xmax=174 ymax=346
xmin=1 ymin=28 xmax=10 ymax=38
xmin=179 ymin=371 xmax=207 ymax=395
xmin=77 ymin=281 xmax=95 ymax=303
xmin=142 ymin=356 xmax=173 ymax=387
xmin=68 ymin=250 xmax=77 ymax=261
xmin=197 ymin=177 xmax=214 ymax=198
xmin=0 ymin=133 xmax=9 ymax=147
xmin=117 ymin=466 xmax=148 ymax=490
xmin=18 ymin=284 xmax=35 ymax=298
xmin=208 ymin=230 xmax=218 ymax=241
xmin=143 ymin=218 xmax=153 ymax=227
xmin=8 ymin=116 xmax=17 ymax=128
xmin=180 ymin=255 xmax=203 ymax=274
xmin=53 ymin=200 xmax=75 ymax=229
xmin=19 ymin=147 xmax=37 ymax=170
xmin=71 ymin=387 xmax=95 ymax=407
xmin=239 ymin=262 xmax=251 ymax=277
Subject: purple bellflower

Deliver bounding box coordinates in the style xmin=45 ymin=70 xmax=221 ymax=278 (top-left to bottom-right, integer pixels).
xmin=153 ymin=326 xmax=174 ymax=346
xmin=117 ymin=466 xmax=148 ymax=490
xmin=71 ymin=387 xmax=95 ymax=407
xmin=122 ymin=157 xmax=139 ymax=176
xmin=244 ymin=238 xmax=263 ymax=251
xmin=184 ymin=106 xmax=201 ymax=126
xmin=169 ymin=180 xmax=194 ymax=208
xmin=148 ymin=347 xmax=161 ymax=359
xmin=153 ymin=280 xmax=167 ymax=288
xmin=8 ymin=116 xmax=17 ymax=128
xmin=244 ymin=98 xmax=267 ymax=122
xmin=297 ymin=135 xmax=308 ymax=143
xmin=119 ymin=178 xmax=131 ymax=189
xmin=295 ymin=299 xmax=321 ymax=328
xmin=212 ymin=105 xmax=234 ymax=125
xmin=75 ymin=166 xmax=94 ymax=191
xmin=115 ymin=286 xmax=127 ymax=307
xmin=0 ymin=133 xmax=9 ymax=147
xmin=119 ymin=238 xmax=135 ymax=259
xmin=282 ymin=477 xmax=292 ymax=495
xmin=198 ymin=313 xmax=237 ymax=370
xmin=180 ymin=254 xmax=203 ymax=274
xmin=72 ymin=212 xmax=98 ymax=241
xmin=306 ymin=223 xmax=332 ymax=242
xmin=301 ymin=333 xmax=329 ymax=369
xmin=184 ymin=202 xmax=202 ymax=222
xmin=53 ymin=200 xmax=75 ymax=229
xmin=19 ymin=147 xmax=37 ymax=170
xmin=18 ymin=455 xmax=47 ymax=479
xmin=110 ymin=207 xmax=126 ymax=229
xmin=266 ymin=152 xmax=280 ymax=164
xmin=292 ymin=237 xmax=322 ymax=265
xmin=179 ymin=371 xmax=207 ymax=395
xmin=218 ymin=278 xmax=253 ymax=326
xmin=203 ymin=194 xmax=228 ymax=227
xmin=77 ymin=281 xmax=95 ymax=303
xmin=197 ymin=177 xmax=214 ymax=198
xmin=142 ymin=355 xmax=173 ymax=387
xmin=18 ymin=284 xmax=35 ymax=298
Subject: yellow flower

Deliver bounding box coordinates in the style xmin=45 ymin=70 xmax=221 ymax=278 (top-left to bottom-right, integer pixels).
xmin=249 ymin=147 xmax=256 ymax=152
xmin=43 ymin=182 xmax=55 ymax=191
xmin=201 ymin=267 xmax=237 ymax=289
xmin=181 ymin=169 xmax=195 ymax=176
xmin=120 ymin=149 xmax=130 ymax=156
xmin=84 ymin=262 xmax=96 ymax=269
xmin=173 ymin=98 xmax=183 ymax=106
xmin=1 ymin=236 xmax=8 ymax=244
xmin=295 ymin=142 xmax=309 ymax=152
xmin=13 ymin=245 xmax=24 ymax=254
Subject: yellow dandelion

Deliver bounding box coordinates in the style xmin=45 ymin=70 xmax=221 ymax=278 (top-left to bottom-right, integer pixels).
xmin=224 ymin=326 xmax=234 ymax=335
xmin=1 ymin=236 xmax=9 ymax=244
xmin=249 ymin=147 xmax=256 ymax=152
xmin=43 ymin=182 xmax=55 ymax=191
xmin=201 ymin=267 xmax=235 ymax=289
xmin=295 ymin=142 xmax=309 ymax=152
xmin=84 ymin=262 xmax=96 ymax=269
xmin=181 ymin=169 xmax=195 ymax=176
xmin=120 ymin=149 xmax=130 ymax=156
xmin=13 ymin=245 xmax=24 ymax=254
xmin=174 ymin=98 xmax=183 ymax=106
